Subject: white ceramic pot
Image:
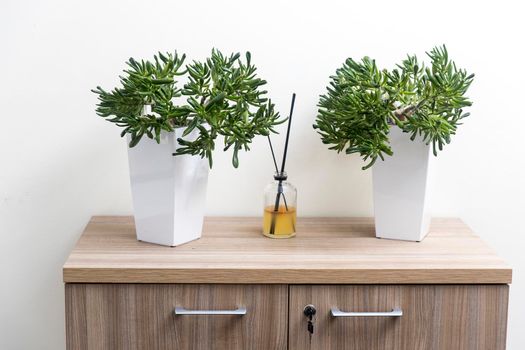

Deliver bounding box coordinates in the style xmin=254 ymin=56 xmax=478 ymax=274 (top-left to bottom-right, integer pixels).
xmin=127 ymin=128 xmax=209 ymax=246
xmin=372 ymin=127 xmax=432 ymax=242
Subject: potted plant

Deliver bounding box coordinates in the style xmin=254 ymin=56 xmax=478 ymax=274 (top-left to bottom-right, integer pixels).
xmin=93 ymin=49 xmax=282 ymax=246
xmin=314 ymin=46 xmax=474 ymax=241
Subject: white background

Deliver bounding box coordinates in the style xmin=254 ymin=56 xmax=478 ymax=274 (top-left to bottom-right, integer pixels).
xmin=1 ymin=0 xmax=524 ymax=348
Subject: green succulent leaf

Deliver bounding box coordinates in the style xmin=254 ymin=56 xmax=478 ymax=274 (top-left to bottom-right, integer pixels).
xmin=93 ymin=50 xmax=282 ymax=168
xmin=313 ymin=45 xmax=474 ymax=170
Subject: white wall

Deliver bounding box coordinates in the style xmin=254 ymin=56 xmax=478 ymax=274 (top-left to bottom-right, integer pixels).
xmin=1 ymin=0 xmax=524 ymax=348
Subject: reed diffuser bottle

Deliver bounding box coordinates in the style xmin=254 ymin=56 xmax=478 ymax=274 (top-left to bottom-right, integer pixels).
xmin=263 ymin=93 xmax=297 ymax=238
xmin=263 ymin=172 xmax=297 ymax=238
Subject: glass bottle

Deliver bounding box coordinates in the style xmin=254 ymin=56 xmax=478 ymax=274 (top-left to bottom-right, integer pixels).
xmin=263 ymin=172 xmax=297 ymax=238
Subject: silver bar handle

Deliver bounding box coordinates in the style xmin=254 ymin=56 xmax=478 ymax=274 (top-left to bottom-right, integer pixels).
xmin=331 ymin=307 xmax=403 ymax=317
xmin=174 ymin=306 xmax=247 ymax=316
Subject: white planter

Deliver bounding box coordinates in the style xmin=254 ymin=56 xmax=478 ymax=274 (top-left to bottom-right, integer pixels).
xmin=127 ymin=129 xmax=209 ymax=246
xmin=372 ymin=127 xmax=432 ymax=241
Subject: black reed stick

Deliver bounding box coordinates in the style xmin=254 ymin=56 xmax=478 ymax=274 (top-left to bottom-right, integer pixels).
xmin=267 ymin=136 xmax=279 ymax=174
xmin=280 ymin=93 xmax=296 ymax=173
xmin=269 ymin=93 xmax=296 ymax=235
xmin=267 ymin=136 xmax=289 ymax=211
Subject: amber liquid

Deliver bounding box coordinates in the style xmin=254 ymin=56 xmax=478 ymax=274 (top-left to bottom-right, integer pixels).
xmin=263 ymin=205 xmax=297 ymax=238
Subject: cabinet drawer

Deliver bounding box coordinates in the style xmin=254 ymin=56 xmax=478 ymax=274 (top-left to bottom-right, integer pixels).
xmin=66 ymin=284 xmax=288 ymax=350
xmin=289 ymin=285 xmax=508 ymax=350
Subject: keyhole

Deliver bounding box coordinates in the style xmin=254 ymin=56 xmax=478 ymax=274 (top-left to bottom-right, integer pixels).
xmin=303 ymin=304 xmax=317 ymax=318
xmin=303 ymin=304 xmax=317 ymax=339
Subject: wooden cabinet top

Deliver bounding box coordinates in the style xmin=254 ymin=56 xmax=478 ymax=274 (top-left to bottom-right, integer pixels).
xmin=63 ymin=216 xmax=511 ymax=284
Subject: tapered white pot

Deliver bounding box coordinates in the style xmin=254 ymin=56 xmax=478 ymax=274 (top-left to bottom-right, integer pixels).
xmin=372 ymin=127 xmax=432 ymax=242
xmin=127 ymin=129 xmax=209 ymax=246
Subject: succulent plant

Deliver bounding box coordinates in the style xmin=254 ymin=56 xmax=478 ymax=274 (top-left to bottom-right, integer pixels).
xmin=314 ymin=45 xmax=474 ymax=169
xmin=93 ymin=49 xmax=283 ymax=168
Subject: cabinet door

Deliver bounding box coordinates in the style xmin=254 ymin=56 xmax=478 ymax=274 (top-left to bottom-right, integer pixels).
xmin=66 ymin=284 xmax=287 ymax=350
xmin=289 ymin=285 xmax=508 ymax=350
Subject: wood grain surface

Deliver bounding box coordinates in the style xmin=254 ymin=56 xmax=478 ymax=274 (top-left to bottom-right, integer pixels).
xmin=63 ymin=216 xmax=511 ymax=284
xmin=66 ymin=284 xmax=288 ymax=350
xmin=289 ymin=285 xmax=509 ymax=350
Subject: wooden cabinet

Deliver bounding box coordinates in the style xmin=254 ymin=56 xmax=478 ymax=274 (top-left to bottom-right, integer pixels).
xmin=66 ymin=284 xmax=288 ymax=350
xmin=64 ymin=217 xmax=512 ymax=349
xmin=289 ymin=285 xmax=509 ymax=350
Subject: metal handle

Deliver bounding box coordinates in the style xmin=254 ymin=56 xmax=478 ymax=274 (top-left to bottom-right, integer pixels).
xmin=331 ymin=307 xmax=403 ymax=317
xmin=174 ymin=307 xmax=247 ymax=316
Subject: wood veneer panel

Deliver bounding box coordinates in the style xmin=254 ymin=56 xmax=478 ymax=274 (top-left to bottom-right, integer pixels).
xmin=63 ymin=216 xmax=511 ymax=284
xmin=65 ymin=284 xmax=88 ymax=350
xmin=289 ymin=285 xmax=509 ymax=350
xmin=65 ymin=284 xmax=288 ymax=350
